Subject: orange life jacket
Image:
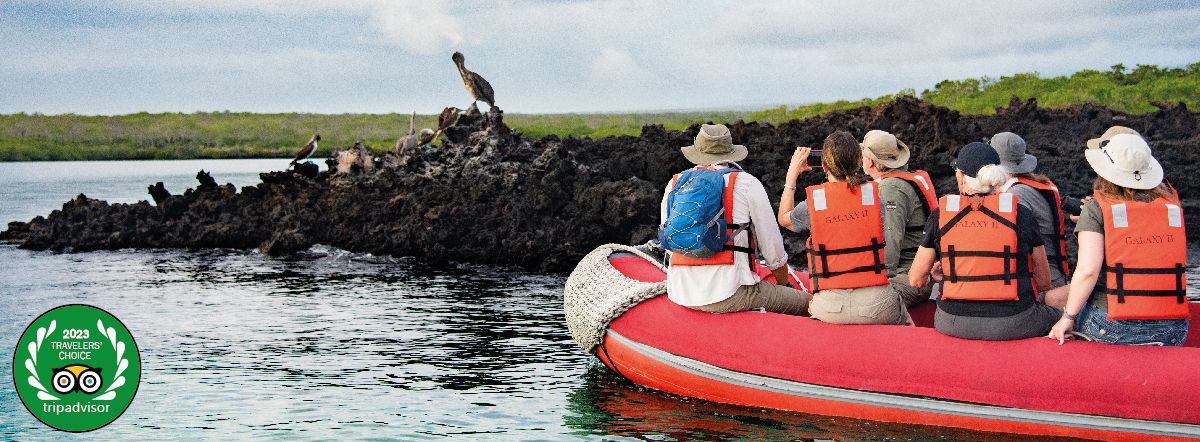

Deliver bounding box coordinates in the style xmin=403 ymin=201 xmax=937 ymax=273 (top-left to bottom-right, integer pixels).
xmin=1001 ymin=177 xmax=1070 ymax=277
xmin=1095 ymin=192 xmax=1189 ymax=320
xmin=805 ymin=181 xmax=888 ymax=291
xmin=937 ymin=193 xmax=1025 ymax=301
xmin=879 ymin=170 xmax=940 ymax=218
xmin=668 ymin=168 xmax=756 ymax=268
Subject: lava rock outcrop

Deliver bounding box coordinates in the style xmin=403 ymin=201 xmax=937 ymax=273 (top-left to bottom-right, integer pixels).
xmin=3 ymin=97 xmax=1198 ymax=272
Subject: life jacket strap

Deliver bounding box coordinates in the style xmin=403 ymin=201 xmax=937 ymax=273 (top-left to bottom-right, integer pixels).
xmin=901 ymin=177 xmax=934 ymax=216
xmin=944 ymin=244 xmax=1025 ymax=285
xmin=1104 ymin=263 xmax=1187 ymax=304
xmin=811 ymin=238 xmax=887 ymax=283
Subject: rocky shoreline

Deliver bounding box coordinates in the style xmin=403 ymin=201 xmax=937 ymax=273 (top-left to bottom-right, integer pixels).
xmin=3 ymin=97 xmax=1198 ymax=272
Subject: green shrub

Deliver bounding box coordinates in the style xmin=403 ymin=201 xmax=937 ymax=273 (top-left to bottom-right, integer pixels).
xmin=1 ymin=62 xmax=1196 ymax=161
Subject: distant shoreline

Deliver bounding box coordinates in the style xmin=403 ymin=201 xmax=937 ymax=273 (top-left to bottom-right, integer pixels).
xmin=2 ymin=62 xmax=1196 ymax=162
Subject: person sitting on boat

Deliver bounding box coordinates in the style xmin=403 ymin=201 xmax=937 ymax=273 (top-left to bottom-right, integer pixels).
xmin=991 ymin=132 xmax=1071 ymax=290
xmin=659 ymin=124 xmax=809 ymax=315
xmin=908 ymin=142 xmax=1061 ymax=340
xmin=1047 ymin=133 xmax=1189 ymax=346
xmin=859 ymin=130 xmax=939 ymax=309
xmin=778 ymin=131 xmax=908 ymax=325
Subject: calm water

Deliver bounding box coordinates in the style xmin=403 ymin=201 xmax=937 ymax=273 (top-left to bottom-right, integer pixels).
xmin=0 ymin=160 xmax=1174 ymax=440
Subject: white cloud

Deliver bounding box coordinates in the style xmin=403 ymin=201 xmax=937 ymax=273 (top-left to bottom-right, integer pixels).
xmin=1 ymin=0 xmax=1198 ymax=114
xmin=590 ymin=48 xmax=655 ymax=88
xmin=367 ymin=1 xmax=465 ymax=55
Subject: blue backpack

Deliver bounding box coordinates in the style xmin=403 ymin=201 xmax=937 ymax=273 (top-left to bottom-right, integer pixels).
xmin=659 ymin=167 xmax=745 ymax=258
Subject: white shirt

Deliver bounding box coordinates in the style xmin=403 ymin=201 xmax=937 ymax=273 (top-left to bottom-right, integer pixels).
xmin=660 ymin=166 xmax=789 ymax=306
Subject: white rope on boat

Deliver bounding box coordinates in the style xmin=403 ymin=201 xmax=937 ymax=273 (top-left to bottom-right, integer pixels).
xmin=563 ymin=243 xmax=666 ymax=352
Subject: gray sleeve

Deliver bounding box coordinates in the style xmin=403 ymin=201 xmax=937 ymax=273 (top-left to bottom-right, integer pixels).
xmin=878 ymin=182 xmax=910 ymax=274
xmin=789 ymin=200 xmax=810 ymax=233
xmin=1011 ymin=185 xmax=1054 ymax=235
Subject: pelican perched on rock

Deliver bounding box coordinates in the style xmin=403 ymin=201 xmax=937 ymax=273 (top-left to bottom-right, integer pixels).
xmin=451 ymin=51 xmax=495 ymax=113
xmin=395 ymin=112 xmax=417 ymax=154
xmin=432 ymin=106 xmax=460 ymax=142
xmin=417 ymin=128 xmax=436 ymax=147
xmin=351 ymin=141 xmax=374 ymax=173
xmin=437 ymin=106 xmax=460 ymax=132
xmin=395 ymin=112 xmax=437 ymax=155
xmin=290 ymin=133 xmax=320 ymax=166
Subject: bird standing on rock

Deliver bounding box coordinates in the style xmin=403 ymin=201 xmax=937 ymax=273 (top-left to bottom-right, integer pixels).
xmin=396 ymin=112 xmax=437 ymax=155
xmin=451 ymin=51 xmax=495 ymax=114
xmin=433 ymin=106 xmax=460 ymax=142
xmin=291 ymin=133 xmax=320 ymax=166
xmin=352 ymin=141 xmax=373 ymax=173
xmin=396 ymin=111 xmax=418 ymax=154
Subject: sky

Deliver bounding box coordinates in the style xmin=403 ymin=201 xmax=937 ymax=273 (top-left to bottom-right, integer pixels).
xmin=1 ymin=0 xmax=1199 ymax=115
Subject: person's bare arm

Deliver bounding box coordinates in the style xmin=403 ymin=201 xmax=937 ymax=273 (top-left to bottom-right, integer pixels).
xmin=908 ymin=247 xmax=937 ymax=288
xmin=778 ymin=147 xmax=811 ymax=232
xmin=1048 ymin=231 xmax=1104 ymax=344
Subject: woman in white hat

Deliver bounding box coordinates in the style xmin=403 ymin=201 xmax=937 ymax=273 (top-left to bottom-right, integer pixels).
xmin=1047 ymin=134 xmax=1190 ymax=345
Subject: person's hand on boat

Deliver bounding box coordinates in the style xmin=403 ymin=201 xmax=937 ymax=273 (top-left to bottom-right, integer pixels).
xmin=770 ymin=266 xmax=796 ymax=289
xmin=788 ymin=146 xmax=813 ymax=179
xmin=1047 ymin=317 xmax=1075 ymax=345
xmin=930 ymin=262 xmax=944 ymax=283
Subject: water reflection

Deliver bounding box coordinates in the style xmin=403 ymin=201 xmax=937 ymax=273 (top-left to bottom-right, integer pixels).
xmin=567 ymin=366 xmax=1086 ymax=441
xmin=0 ymin=245 xmax=588 ymax=439
xmin=0 ymin=158 xmax=1197 ymax=439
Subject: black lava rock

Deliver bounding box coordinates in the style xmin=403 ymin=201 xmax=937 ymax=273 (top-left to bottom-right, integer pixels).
xmin=4 ymin=100 xmax=1199 ymax=272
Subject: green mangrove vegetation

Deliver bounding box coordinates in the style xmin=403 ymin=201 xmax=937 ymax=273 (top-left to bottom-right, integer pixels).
xmin=2 ymin=62 xmax=1197 ymax=161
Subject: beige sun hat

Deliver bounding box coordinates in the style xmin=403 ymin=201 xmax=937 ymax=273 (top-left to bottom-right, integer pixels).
xmin=860 ymin=130 xmax=911 ymax=169
xmin=1084 ymin=133 xmax=1163 ymax=190
xmin=1086 ymin=126 xmax=1141 ymax=149
xmin=681 ymin=124 xmax=747 ymax=165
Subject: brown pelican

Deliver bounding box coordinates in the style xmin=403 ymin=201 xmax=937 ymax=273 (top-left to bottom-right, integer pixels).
xmin=351 ymin=141 xmax=373 ymax=173
xmin=290 ymin=133 xmax=320 ymax=165
xmin=417 ymin=128 xmax=436 ymax=146
xmin=430 ymin=106 xmax=460 ymax=142
xmin=437 ymin=106 xmax=460 ymax=132
xmin=396 ymin=112 xmax=437 ymax=155
xmin=395 ymin=112 xmax=417 ymax=154
xmin=451 ymin=51 xmax=495 ymax=113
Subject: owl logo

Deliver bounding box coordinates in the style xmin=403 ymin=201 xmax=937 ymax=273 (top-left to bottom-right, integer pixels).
xmin=51 ymin=365 xmax=103 ymax=395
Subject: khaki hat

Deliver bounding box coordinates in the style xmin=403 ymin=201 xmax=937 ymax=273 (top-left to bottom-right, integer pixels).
xmin=1084 ymin=133 xmax=1163 ymax=190
xmin=990 ymin=132 xmax=1037 ymax=174
xmin=681 ymin=124 xmax=747 ymax=165
xmin=1086 ymin=126 xmax=1140 ymax=149
xmin=860 ymin=130 xmax=910 ymax=169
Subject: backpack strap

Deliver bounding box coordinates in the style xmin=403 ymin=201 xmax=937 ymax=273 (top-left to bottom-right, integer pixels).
xmin=722 ymin=171 xmax=738 ymax=225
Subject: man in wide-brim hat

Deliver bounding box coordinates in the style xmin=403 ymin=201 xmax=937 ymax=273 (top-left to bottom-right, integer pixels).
xmin=661 ymin=124 xmax=809 ymax=316
xmin=858 ymin=129 xmax=938 ymax=308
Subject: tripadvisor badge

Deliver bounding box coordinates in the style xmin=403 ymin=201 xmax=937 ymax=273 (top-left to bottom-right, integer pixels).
xmin=12 ymin=304 xmax=140 ymax=432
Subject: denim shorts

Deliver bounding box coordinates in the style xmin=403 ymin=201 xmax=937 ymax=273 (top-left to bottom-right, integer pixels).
xmin=1074 ymin=303 xmax=1190 ymax=346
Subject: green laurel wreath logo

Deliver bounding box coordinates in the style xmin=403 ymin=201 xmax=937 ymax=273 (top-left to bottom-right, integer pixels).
xmin=13 ymin=304 xmax=141 ymax=432
xmin=23 ymin=319 xmax=132 ymax=402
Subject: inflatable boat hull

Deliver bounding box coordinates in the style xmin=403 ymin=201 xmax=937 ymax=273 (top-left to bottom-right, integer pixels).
xmin=594 ymin=254 xmax=1200 ymax=441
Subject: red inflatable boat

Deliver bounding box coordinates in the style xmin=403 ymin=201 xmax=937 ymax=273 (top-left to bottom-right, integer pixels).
xmin=589 ymin=251 xmax=1200 ymax=441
